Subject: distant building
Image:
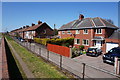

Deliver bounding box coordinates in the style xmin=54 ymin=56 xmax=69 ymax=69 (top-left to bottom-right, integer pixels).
xmin=10 ymin=20 xmax=54 ymax=40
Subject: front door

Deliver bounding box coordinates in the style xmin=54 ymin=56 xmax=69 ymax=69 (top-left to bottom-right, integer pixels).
xmin=95 ymin=41 xmax=102 ymax=49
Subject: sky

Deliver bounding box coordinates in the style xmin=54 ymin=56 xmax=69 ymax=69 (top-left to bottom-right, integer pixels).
xmin=1 ymin=2 xmax=119 ymax=32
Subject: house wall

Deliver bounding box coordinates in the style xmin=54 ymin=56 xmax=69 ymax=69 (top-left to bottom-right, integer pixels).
xmin=105 ymin=28 xmax=115 ymax=38
xmin=58 ymin=28 xmax=116 ymax=53
xmin=36 ymin=24 xmax=54 ymax=38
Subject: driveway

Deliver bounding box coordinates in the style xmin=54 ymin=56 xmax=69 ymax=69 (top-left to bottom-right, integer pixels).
xmin=73 ymin=54 xmax=115 ymax=73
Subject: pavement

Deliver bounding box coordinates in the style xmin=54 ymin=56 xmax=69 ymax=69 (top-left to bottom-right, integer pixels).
xmin=73 ymin=54 xmax=115 ymax=73
xmin=6 ymin=38 xmax=35 ymax=78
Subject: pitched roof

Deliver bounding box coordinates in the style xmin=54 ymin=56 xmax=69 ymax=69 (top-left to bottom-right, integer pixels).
xmin=59 ymin=17 xmax=118 ymax=30
xmin=25 ymin=23 xmax=44 ymax=31
xmin=109 ymin=31 xmax=120 ymax=39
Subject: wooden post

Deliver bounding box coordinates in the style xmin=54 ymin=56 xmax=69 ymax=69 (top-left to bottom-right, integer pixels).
xmin=60 ymin=55 xmax=62 ymax=70
xmin=82 ymin=63 xmax=85 ymax=80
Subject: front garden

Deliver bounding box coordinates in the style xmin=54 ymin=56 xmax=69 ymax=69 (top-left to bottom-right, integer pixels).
xmin=34 ymin=37 xmax=86 ymax=58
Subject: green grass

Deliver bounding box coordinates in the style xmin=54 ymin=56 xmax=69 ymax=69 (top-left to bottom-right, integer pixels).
xmin=6 ymin=36 xmax=67 ymax=78
xmin=9 ymin=47 xmax=27 ymax=79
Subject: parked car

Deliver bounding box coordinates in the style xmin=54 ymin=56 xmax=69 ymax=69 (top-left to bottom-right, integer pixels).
xmin=86 ymin=47 xmax=102 ymax=57
xmin=103 ymin=47 xmax=120 ymax=64
xmin=17 ymin=37 xmax=25 ymax=42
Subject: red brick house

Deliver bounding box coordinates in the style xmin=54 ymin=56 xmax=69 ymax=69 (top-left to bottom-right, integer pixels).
xmin=10 ymin=21 xmax=54 ymax=40
xmin=58 ymin=15 xmax=120 ymax=53
xmin=23 ymin=21 xmax=54 ymax=40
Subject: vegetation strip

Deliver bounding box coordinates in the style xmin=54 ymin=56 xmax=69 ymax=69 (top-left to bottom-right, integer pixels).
xmin=5 ymin=37 xmax=34 ymax=78
xmin=6 ymin=36 xmax=67 ymax=78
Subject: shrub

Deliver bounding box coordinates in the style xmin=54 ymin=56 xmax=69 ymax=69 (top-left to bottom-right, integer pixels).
xmin=79 ymin=45 xmax=84 ymax=51
xmin=34 ymin=37 xmax=74 ymax=47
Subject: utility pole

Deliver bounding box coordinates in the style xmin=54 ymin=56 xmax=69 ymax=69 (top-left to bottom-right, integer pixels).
xmin=54 ymin=24 xmax=56 ymax=37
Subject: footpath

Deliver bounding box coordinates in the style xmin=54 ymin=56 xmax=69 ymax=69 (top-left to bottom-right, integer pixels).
xmin=5 ymin=38 xmax=34 ymax=78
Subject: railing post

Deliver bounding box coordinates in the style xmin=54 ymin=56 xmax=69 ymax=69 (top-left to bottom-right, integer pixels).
xmin=34 ymin=45 xmax=35 ymax=52
xmin=60 ymin=55 xmax=62 ymax=70
xmin=82 ymin=63 xmax=85 ymax=80
xmin=39 ymin=47 xmax=41 ymax=56
xmin=29 ymin=43 xmax=31 ymax=50
xmin=47 ymin=50 xmax=49 ymax=61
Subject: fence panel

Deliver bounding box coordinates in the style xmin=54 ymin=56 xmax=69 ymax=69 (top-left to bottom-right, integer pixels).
xmin=47 ymin=44 xmax=70 ymax=57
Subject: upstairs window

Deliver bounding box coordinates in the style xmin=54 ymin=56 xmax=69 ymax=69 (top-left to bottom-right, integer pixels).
xmin=75 ymin=39 xmax=80 ymax=44
xmin=58 ymin=32 xmax=61 ymax=34
xmin=67 ymin=30 xmax=71 ymax=34
xmin=76 ymin=30 xmax=80 ymax=34
xmin=62 ymin=31 xmax=65 ymax=34
xmin=96 ymin=29 xmax=102 ymax=34
xmin=83 ymin=29 xmax=88 ymax=34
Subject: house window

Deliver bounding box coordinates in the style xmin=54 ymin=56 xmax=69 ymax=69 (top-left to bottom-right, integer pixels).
xmin=67 ymin=30 xmax=71 ymax=34
xmin=76 ymin=30 xmax=80 ymax=34
xmin=96 ymin=29 xmax=102 ymax=34
xmin=44 ymin=30 xmax=46 ymax=34
xmin=58 ymin=32 xmax=60 ymax=34
xmin=62 ymin=31 xmax=65 ymax=34
xmin=75 ymin=39 xmax=80 ymax=44
xmin=82 ymin=39 xmax=89 ymax=46
xmin=83 ymin=29 xmax=88 ymax=34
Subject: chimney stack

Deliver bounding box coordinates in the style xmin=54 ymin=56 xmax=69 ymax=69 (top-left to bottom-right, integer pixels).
xmin=23 ymin=26 xmax=26 ymax=28
xmin=26 ymin=25 xmax=29 ymax=28
xmin=38 ymin=20 xmax=42 ymax=24
xmin=32 ymin=23 xmax=35 ymax=26
xmin=79 ymin=14 xmax=84 ymax=20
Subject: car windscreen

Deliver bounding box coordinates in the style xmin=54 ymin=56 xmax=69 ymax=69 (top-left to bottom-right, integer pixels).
xmin=88 ymin=48 xmax=97 ymax=51
xmin=109 ymin=49 xmax=120 ymax=53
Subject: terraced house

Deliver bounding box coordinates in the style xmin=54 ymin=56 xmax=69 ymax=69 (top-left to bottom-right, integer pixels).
xmin=10 ymin=21 xmax=54 ymax=41
xmin=58 ymin=14 xmax=120 ymax=53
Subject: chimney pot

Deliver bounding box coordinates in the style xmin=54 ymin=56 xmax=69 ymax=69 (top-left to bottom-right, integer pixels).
xmin=38 ymin=20 xmax=42 ymax=24
xmin=79 ymin=14 xmax=84 ymax=20
xmin=26 ymin=25 xmax=29 ymax=28
xmin=32 ymin=23 xmax=35 ymax=26
xmin=23 ymin=26 xmax=26 ymax=28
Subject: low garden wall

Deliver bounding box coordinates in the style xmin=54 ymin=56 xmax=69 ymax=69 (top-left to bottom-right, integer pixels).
xmin=47 ymin=44 xmax=71 ymax=57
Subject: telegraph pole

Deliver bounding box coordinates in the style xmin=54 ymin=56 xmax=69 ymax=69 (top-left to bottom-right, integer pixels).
xmin=54 ymin=24 xmax=56 ymax=37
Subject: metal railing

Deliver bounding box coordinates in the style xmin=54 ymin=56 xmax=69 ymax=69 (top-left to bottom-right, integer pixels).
xmin=12 ymin=37 xmax=120 ymax=79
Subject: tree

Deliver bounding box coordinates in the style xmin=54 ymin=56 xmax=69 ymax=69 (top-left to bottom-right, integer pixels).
xmin=54 ymin=29 xmax=58 ymax=35
xmin=106 ymin=19 xmax=114 ymax=24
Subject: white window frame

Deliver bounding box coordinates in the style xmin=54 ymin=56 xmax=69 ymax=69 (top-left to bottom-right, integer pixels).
xmin=62 ymin=31 xmax=65 ymax=34
xmin=67 ymin=30 xmax=71 ymax=34
xmin=96 ymin=29 xmax=102 ymax=34
xmin=75 ymin=39 xmax=80 ymax=45
xmin=58 ymin=32 xmax=61 ymax=34
xmin=82 ymin=39 xmax=89 ymax=46
xmin=76 ymin=30 xmax=80 ymax=34
xmin=83 ymin=29 xmax=88 ymax=34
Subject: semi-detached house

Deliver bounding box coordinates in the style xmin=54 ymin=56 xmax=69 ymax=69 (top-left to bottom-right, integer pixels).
xmin=58 ymin=14 xmax=120 ymax=53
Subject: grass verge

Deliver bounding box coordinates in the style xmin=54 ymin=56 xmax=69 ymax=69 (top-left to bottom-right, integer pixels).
xmin=6 ymin=36 xmax=67 ymax=78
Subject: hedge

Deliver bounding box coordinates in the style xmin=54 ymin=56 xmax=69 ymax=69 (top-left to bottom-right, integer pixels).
xmin=34 ymin=38 xmax=74 ymax=47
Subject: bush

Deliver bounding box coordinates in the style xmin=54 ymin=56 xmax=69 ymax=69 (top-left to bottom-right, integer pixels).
xmin=34 ymin=37 xmax=74 ymax=47
xmin=79 ymin=45 xmax=84 ymax=51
